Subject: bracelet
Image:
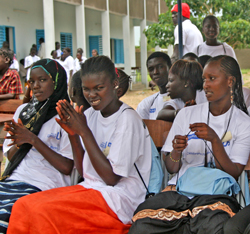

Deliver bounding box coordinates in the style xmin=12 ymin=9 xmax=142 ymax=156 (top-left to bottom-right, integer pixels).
xmin=169 ymin=152 xmax=180 ymax=163
xmin=174 ymin=109 xmax=178 ymax=117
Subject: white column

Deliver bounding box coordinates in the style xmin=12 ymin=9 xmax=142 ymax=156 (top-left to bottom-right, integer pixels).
xmin=130 ymin=20 xmax=136 ymax=68
xmin=75 ymin=1 xmax=87 ymax=58
xmin=43 ymin=0 xmax=55 ymax=58
xmin=140 ymin=0 xmax=147 ymax=86
xmin=101 ymin=0 xmax=110 ymax=57
xmin=122 ymin=0 xmax=131 ymax=76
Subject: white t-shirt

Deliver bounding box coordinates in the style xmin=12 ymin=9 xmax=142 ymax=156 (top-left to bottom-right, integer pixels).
xmin=136 ymin=92 xmax=170 ymax=119
xmin=3 ymin=104 xmax=73 ymax=191
xmin=196 ymin=42 xmax=237 ymax=60
xmin=174 ymin=19 xmax=203 ymax=56
xmin=10 ymin=59 xmax=20 ymax=72
xmin=162 ymin=102 xmax=250 ymax=185
xmin=24 ymin=55 xmax=41 ymax=80
xmin=38 ymin=42 xmax=45 ymax=59
xmin=73 ymin=56 xmax=87 ymax=74
xmin=56 ymin=49 xmax=62 ymax=58
xmin=163 ymin=90 xmax=207 ymax=110
xmin=79 ymin=103 xmax=152 ymax=224
xmin=243 ymin=87 xmax=250 ymax=108
xmin=60 ymin=56 xmax=74 ymax=83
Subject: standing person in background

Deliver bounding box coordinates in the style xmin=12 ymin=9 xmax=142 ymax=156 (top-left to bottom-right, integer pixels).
xmin=91 ymin=49 xmax=99 ymax=57
xmin=0 ymin=48 xmax=23 ymax=100
xmin=60 ymin=47 xmax=74 ymax=84
xmin=171 ymin=3 xmax=203 ymax=63
xmin=136 ymin=52 xmax=172 ymax=120
xmin=55 ymin=42 xmax=62 ymax=59
xmin=37 ymin=38 xmax=45 ymax=59
xmin=73 ymin=48 xmax=87 ymax=74
xmin=24 ymin=48 xmax=40 ymax=81
xmin=196 ymin=15 xmax=237 ymax=60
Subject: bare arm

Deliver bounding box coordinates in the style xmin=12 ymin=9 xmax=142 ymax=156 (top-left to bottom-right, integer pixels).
xmin=0 ymin=93 xmax=15 ymax=100
xmin=4 ymin=119 xmax=74 ymax=175
xmin=163 ymin=135 xmax=187 ymax=174
xmin=171 ymin=44 xmax=179 ymax=64
xmin=157 ymin=105 xmax=178 ymax=122
xmin=56 ymin=100 xmax=121 ymax=186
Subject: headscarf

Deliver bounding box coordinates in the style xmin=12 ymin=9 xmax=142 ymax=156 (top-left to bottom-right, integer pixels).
xmin=3 ymin=59 xmax=69 ymax=178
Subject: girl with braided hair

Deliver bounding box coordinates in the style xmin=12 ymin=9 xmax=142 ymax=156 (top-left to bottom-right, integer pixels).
xmin=2 ymin=59 xmax=73 ymax=233
xmin=129 ymin=55 xmax=250 ymax=234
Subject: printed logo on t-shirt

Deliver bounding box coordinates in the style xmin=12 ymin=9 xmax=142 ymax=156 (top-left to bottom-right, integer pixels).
xmin=188 ymin=133 xmax=230 ymax=147
xmin=47 ymin=132 xmax=61 ymax=140
xmin=150 ymin=108 xmax=156 ymax=113
xmin=100 ymin=142 xmax=112 ymax=157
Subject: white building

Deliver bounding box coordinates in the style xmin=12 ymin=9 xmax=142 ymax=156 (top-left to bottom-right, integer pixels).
xmin=0 ymin=0 xmax=167 ymax=84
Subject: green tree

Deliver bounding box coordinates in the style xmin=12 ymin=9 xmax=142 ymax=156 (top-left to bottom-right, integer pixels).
xmin=144 ymin=0 xmax=250 ymax=49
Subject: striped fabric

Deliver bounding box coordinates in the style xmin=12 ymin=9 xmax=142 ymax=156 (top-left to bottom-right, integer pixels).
xmin=0 ymin=180 xmax=40 ymax=234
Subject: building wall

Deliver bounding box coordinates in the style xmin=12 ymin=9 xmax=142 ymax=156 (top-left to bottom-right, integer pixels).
xmin=0 ymin=0 xmax=44 ymax=60
xmin=85 ymin=0 xmax=107 ymax=11
xmin=109 ymin=0 xmax=127 ymax=15
xmin=160 ymin=0 xmax=168 ymax=14
xmin=146 ymin=0 xmax=158 ymax=22
xmin=130 ymin=0 xmax=143 ymax=20
xmin=54 ymin=1 xmax=77 ymax=54
xmin=55 ymin=0 xmax=81 ymax=5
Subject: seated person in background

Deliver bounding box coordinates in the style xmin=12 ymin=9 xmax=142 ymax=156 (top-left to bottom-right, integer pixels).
xmin=199 ymin=55 xmax=212 ymax=68
xmin=7 ymin=56 xmax=151 ymax=234
xmin=69 ymin=70 xmax=90 ymax=110
xmin=196 ymin=15 xmax=237 ymax=60
xmin=137 ymin=52 xmax=172 ymax=119
xmin=0 ymin=48 xmax=23 ymax=100
xmin=1 ymin=59 xmax=73 ymax=233
xmin=129 ymin=55 xmax=250 ymax=234
xmin=157 ymin=59 xmax=206 ymax=122
xmin=182 ymin=52 xmax=199 ymax=62
xmin=116 ymin=68 xmax=132 ymax=99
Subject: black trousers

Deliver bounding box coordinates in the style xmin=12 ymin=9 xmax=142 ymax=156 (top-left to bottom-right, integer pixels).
xmin=129 ymin=191 xmax=240 ymax=234
xmin=224 ymin=204 xmax=250 ymax=234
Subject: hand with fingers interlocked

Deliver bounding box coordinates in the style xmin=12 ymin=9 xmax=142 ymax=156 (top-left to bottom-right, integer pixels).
xmin=4 ymin=118 xmax=34 ymax=147
xmin=56 ymin=99 xmax=88 ymax=136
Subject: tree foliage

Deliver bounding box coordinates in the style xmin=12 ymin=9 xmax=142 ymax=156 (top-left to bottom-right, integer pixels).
xmin=144 ymin=0 xmax=250 ymax=49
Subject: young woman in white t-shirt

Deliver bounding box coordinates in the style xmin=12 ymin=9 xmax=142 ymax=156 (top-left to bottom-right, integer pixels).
xmin=129 ymin=55 xmax=250 ymax=234
xmin=2 ymin=59 xmax=73 ymax=233
xmin=7 ymin=55 xmax=151 ymax=234
xmin=157 ymin=59 xmax=206 ymax=122
xmin=196 ymin=15 xmax=237 ymax=59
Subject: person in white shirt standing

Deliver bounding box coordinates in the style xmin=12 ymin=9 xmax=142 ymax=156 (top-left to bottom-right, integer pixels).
xmin=24 ymin=48 xmax=40 ymax=81
xmin=37 ymin=38 xmax=45 ymax=59
xmin=60 ymin=47 xmax=74 ymax=84
xmin=171 ymin=3 xmax=203 ymax=63
xmin=73 ymin=48 xmax=87 ymax=74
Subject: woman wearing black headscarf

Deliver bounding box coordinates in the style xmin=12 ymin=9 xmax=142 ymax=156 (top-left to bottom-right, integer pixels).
xmin=1 ymin=59 xmax=73 ymax=233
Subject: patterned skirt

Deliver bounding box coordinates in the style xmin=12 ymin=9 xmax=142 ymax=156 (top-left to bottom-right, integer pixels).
xmin=129 ymin=191 xmax=240 ymax=234
xmin=0 ymin=180 xmax=41 ymax=234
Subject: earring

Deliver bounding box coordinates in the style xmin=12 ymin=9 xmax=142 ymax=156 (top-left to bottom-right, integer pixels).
xmin=115 ymin=86 xmax=119 ymax=89
xmin=184 ymin=84 xmax=188 ymax=88
xmin=230 ymin=87 xmax=233 ymax=104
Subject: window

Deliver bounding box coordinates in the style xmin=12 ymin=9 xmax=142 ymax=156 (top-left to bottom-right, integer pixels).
xmin=114 ymin=39 xmax=124 ymax=64
xmin=60 ymin=33 xmax=73 ymax=56
xmin=89 ymin=36 xmax=103 ymax=57
xmin=0 ymin=25 xmax=16 ymax=53
xmin=36 ymin=29 xmax=44 ymax=52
